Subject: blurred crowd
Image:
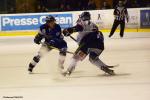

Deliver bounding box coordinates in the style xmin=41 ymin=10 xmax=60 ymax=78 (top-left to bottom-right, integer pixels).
xmin=0 ymin=0 xmax=149 ymax=14
xmin=35 ymin=0 xmax=97 ymax=12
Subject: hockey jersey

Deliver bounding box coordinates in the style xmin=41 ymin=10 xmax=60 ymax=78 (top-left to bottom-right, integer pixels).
xmin=38 ymin=24 xmax=63 ymax=43
xmin=76 ymin=18 xmax=98 ymax=43
xmin=114 ymin=6 xmax=128 ymax=21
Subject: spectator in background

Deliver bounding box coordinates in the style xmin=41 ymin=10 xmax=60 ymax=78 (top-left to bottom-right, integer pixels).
xmin=59 ymin=0 xmax=72 ymax=11
xmin=113 ymin=0 xmax=149 ymax=8
xmin=36 ymin=5 xmax=40 ymax=12
xmin=81 ymin=0 xmax=89 ymax=10
xmin=146 ymin=3 xmax=150 ymax=7
xmin=145 ymin=0 xmax=150 ymax=7
xmin=87 ymin=0 xmax=96 ymax=10
xmin=41 ymin=6 xmax=49 ymax=12
xmin=41 ymin=0 xmax=48 ymax=9
xmin=65 ymin=4 xmax=72 ymax=11
xmin=59 ymin=3 xmax=65 ymax=11
xmin=8 ymin=7 xmax=16 ymax=13
xmin=136 ymin=0 xmax=145 ymax=7
xmin=18 ymin=2 xmax=29 ymax=13
xmin=101 ymin=1 xmax=111 ymax=10
xmin=36 ymin=0 xmax=49 ymax=12
xmin=131 ymin=0 xmax=140 ymax=8
xmin=7 ymin=0 xmax=16 ymax=13
xmin=76 ymin=1 xmax=83 ymax=11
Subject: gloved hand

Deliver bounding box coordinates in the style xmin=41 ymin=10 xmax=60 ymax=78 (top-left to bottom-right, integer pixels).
xmin=34 ymin=33 xmax=43 ymax=45
xmin=34 ymin=38 xmax=40 ymax=45
xmin=63 ymin=29 xmax=71 ymax=36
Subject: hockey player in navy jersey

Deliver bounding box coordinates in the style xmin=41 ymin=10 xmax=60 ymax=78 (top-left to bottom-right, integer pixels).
xmin=28 ymin=15 xmax=67 ymax=74
xmin=62 ymin=12 xmax=115 ymax=76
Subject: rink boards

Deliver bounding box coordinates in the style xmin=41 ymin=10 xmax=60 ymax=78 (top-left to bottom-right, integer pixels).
xmin=0 ymin=8 xmax=149 ymax=36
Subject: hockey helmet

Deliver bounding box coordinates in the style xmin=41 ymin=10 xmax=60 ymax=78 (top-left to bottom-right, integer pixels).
xmin=45 ymin=15 xmax=56 ymax=23
xmin=80 ymin=11 xmax=91 ymax=21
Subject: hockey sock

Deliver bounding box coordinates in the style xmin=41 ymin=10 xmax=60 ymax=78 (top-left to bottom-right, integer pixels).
xmin=67 ymin=58 xmax=78 ymax=73
xmin=29 ymin=55 xmax=40 ymax=69
xmin=58 ymin=55 xmax=66 ymax=69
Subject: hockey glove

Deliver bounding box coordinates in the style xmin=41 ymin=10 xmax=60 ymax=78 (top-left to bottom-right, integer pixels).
xmin=34 ymin=34 xmax=43 ymax=44
xmin=63 ymin=29 xmax=71 ymax=36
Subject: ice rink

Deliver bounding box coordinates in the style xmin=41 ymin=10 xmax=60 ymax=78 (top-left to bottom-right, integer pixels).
xmin=0 ymin=32 xmax=150 ymax=100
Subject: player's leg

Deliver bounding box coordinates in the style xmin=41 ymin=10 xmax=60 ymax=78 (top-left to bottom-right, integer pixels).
xmin=120 ymin=21 xmax=125 ymax=37
xmin=109 ymin=20 xmax=120 ymax=37
xmin=28 ymin=44 xmax=51 ymax=73
xmin=58 ymin=47 xmax=67 ymax=73
xmin=53 ymin=39 xmax=68 ymax=73
xmin=58 ymin=48 xmax=66 ymax=70
xmin=63 ymin=49 xmax=87 ymax=76
xmin=89 ymin=48 xmax=115 ymax=75
xmin=63 ymin=57 xmax=78 ymax=76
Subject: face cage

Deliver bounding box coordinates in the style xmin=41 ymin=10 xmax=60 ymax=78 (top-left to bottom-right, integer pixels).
xmin=46 ymin=20 xmax=56 ymax=23
xmin=81 ymin=16 xmax=91 ymax=21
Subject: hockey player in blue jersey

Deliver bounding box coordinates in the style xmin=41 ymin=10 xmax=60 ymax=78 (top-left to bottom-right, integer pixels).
xmin=62 ymin=12 xmax=115 ymax=76
xmin=28 ymin=15 xmax=67 ymax=74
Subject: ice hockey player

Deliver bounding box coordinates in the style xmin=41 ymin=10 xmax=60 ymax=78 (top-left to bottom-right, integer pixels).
xmin=28 ymin=15 xmax=67 ymax=74
xmin=62 ymin=12 xmax=115 ymax=76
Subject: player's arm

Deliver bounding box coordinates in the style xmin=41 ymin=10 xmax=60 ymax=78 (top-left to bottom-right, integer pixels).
xmin=125 ymin=8 xmax=129 ymax=23
xmin=57 ymin=24 xmax=64 ymax=39
xmin=34 ymin=28 xmax=44 ymax=44
xmin=113 ymin=8 xmax=118 ymax=19
xmin=63 ymin=24 xmax=83 ymax=36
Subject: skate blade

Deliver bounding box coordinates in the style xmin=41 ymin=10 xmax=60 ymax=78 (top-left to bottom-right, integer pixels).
xmin=61 ymin=71 xmax=71 ymax=77
xmin=108 ymin=64 xmax=120 ymax=68
xmin=104 ymin=72 xmax=116 ymax=76
xmin=28 ymin=71 xmax=33 ymax=74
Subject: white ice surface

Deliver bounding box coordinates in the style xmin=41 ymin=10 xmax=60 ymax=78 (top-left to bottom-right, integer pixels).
xmin=0 ymin=32 xmax=150 ymax=100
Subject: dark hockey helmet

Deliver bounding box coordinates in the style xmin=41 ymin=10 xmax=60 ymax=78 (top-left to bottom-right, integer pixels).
xmin=80 ymin=11 xmax=91 ymax=21
xmin=45 ymin=15 xmax=56 ymax=23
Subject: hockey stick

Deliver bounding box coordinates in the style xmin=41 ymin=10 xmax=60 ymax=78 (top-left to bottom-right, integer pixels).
xmin=69 ymin=35 xmax=85 ymax=52
xmin=40 ymin=42 xmax=74 ymax=54
xmin=70 ymin=35 xmax=77 ymax=42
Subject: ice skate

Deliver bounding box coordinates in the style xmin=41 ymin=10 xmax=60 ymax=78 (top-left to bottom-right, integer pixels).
xmin=62 ymin=70 xmax=72 ymax=76
xmin=28 ymin=63 xmax=34 ymax=74
xmin=101 ymin=66 xmax=115 ymax=75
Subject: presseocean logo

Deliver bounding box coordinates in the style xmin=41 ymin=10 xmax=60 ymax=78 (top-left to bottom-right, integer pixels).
xmin=1 ymin=14 xmax=73 ymax=31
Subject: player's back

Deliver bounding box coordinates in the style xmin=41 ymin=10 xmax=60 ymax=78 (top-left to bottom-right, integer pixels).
xmin=76 ymin=18 xmax=98 ymax=43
